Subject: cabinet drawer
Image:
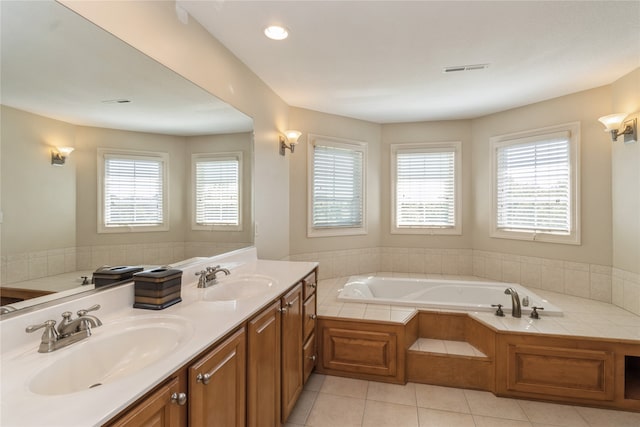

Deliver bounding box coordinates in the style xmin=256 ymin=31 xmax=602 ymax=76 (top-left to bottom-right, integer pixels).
xmin=302 ymin=270 xmax=317 ymax=301
xmin=303 ymin=333 xmax=317 ymax=384
xmin=303 ymin=293 xmax=316 ymax=341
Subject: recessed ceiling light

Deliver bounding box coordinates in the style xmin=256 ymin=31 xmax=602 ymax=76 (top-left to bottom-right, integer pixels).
xmin=264 ymin=25 xmax=289 ymax=41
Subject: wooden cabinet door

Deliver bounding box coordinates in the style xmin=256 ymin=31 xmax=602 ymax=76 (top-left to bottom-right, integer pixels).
xmin=281 ymin=283 xmax=303 ymax=423
xmin=108 ymin=375 xmax=186 ymax=427
xmin=189 ymin=327 xmax=246 ymax=427
xmin=247 ymin=300 xmax=282 ymax=426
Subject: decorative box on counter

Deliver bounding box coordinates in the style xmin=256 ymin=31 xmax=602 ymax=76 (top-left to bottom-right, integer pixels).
xmin=93 ymin=265 xmax=144 ymax=288
xmin=133 ymin=268 xmax=183 ymax=310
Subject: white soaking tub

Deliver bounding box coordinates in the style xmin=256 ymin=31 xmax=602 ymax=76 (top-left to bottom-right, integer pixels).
xmin=338 ymin=276 xmax=563 ymax=316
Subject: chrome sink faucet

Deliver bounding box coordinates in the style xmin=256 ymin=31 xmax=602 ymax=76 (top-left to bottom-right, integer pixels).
xmin=504 ymin=288 xmax=522 ymax=318
xmin=26 ymin=304 xmax=103 ymax=353
xmin=195 ymin=265 xmax=231 ymax=288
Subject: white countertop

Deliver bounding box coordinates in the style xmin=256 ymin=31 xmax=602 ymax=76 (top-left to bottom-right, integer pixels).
xmin=317 ymin=273 xmax=640 ymax=342
xmin=0 ymin=248 xmax=317 ymax=427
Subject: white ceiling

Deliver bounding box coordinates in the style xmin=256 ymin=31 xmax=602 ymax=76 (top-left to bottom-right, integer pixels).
xmin=0 ymin=0 xmax=252 ymax=136
xmin=179 ymin=0 xmax=640 ymax=123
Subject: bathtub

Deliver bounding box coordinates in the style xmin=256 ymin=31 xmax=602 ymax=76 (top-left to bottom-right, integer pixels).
xmin=338 ymin=276 xmax=563 ymax=316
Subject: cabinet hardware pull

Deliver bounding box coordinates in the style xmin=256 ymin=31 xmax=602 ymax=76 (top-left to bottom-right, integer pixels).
xmin=286 ymin=301 xmax=294 ymax=307
xmin=170 ymin=392 xmax=187 ymax=405
xmin=309 ymin=314 xmax=317 ymax=320
xmin=196 ymin=373 xmax=211 ymax=385
xmin=307 ymin=354 xmax=317 ymax=361
xmin=278 ymin=307 xmax=288 ymax=314
xmin=308 ymin=282 xmax=317 ymax=289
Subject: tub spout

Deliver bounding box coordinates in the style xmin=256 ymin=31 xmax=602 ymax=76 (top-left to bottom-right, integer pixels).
xmin=504 ymin=287 xmax=521 ymax=318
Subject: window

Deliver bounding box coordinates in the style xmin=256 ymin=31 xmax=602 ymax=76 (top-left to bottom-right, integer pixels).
xmin=97 ymin=149 xmax=169 ymax=233
xmin=192 ymin=152 xmax=242 ymax=231
xmin=308 ymin=135 xmax=367 ymax=237
xmin=490 ymin=122 xmax=580 ymax=244
xmin=391 ymin=142 xmax=461 ymax=234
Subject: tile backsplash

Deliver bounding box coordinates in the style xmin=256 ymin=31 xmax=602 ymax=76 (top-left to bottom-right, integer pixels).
xmin=0 ymin=241 xmax=249 ymax=286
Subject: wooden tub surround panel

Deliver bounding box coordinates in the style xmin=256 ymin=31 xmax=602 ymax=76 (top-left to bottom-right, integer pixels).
xmin=407 ymin=312 xmax=495 ymax=392
xmin=317 ymin=310 xmax=640 ymax=412
xmin=317 ymin=316 xmax=417 ymax=384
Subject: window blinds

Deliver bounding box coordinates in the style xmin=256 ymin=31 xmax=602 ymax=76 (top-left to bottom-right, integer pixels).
xmin=104 ymin=156 xmax=164 ymax=226
xmin=195 ymin=158 xmax=239 ymax=226
xmin=396 ymin=150 xmax=456 ymax=228
xmin=496 ymin=133 xmax=571 ymax=234
xmin=312 ymin=144 xmax=364 ymax=228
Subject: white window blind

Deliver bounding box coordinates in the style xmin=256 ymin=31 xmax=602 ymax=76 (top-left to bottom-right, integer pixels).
xmin=103 ymin=155 xmax=164 ymax=227
xmin=312 ymin=143 xmax=364 ymax=229
xmin=496 ymin=132 xmax=571 ymax=235
xmin=396 ymin=150 xmax=456 ymax=228
xmin=194 ymin=157 xmax=240 ymax=227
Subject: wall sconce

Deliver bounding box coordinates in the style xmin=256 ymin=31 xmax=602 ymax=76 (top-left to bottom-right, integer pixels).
xmin=598 ymin=113 xmax=637 ymax=144
xmin=279 ymin=130 xmax=302 ymax=156
xmin=51 ymin=146 xmax=74 ymax=165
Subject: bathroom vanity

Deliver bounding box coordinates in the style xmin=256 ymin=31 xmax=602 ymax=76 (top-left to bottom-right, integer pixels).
xmin=0 ymin=247 xmax=318 ymax=426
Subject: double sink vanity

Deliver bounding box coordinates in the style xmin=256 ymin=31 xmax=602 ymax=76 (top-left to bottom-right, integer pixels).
xmin=0 ymin=247 xmax=318 ymax=426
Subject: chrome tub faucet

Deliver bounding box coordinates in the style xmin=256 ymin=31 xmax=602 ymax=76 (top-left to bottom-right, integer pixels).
xmin=504 ymin=287 xmax=522 ymax=318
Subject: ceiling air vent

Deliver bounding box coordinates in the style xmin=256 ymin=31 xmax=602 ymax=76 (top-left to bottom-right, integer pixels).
xmin=443 ymin=64 xmax=489 ymax=73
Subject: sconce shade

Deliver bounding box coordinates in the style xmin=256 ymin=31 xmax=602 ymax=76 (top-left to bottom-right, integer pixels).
xmin=51 ymin=146 xmax=74 ymax=165
xmin=279 ymin=130 xmax=302 ymax=156
xmin=598 ymin=113 xmax=628 ymax=132
xmin=57 ymin=146 xmax=75 ymax=156
xmin=284 ymin=130 xmax=302 ymax=145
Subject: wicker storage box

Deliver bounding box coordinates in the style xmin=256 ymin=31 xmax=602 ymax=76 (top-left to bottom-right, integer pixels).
xmin=133 ymin=268 xmax=183 ymax=310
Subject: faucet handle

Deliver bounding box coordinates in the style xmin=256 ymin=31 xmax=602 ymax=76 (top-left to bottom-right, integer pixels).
xmin=26 ymin=320 xmax=59 ymax=349
xmin=26 ymin=319 xmax=57 ymax=334
xmin=77 ymin=304 xmax=100 ymax=317
xmin=530 ymin=306 xmax=544 ymax=319
xmin=491 ymin=304 xmax=505 ymax=317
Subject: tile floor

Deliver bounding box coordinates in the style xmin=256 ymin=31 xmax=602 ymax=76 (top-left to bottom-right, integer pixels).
xmin=285 ymin=374 xmax=640 ymax=427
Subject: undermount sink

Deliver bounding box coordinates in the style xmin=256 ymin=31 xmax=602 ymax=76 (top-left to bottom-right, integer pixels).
xmin=202 ymin=274 xmax=277 ymax=301
xmin=28 ymin=316 xmax=193 ymax=396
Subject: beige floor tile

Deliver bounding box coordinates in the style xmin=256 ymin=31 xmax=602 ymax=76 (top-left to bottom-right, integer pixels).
xmin=474 ymin=415 xmax=533 ymax=427
xmin=304 ymin=373 xmax=326 ymax=392
xmin=464 ymin=389 xmax=528 ymax=421
xmin=418 ymin=408 xmax=475 ymax=427
xmin=415 ymin=383 xmax=470 ymax=413
xmin=362 ymin=400 xmax=418 ymax=427
xmin=367 ymin=381 xmax=417 ymax=406
xmin=320 ymin=375 xmax=369 ymax=399
xmin=305 ymin=393 xmax=365 ymax=427
xmin=517 ymin=400 xmax=588 ymax=427
xmin=287 ymin=390 xmax=317 ymax=425
xmin=575 ymin=406 xmax=640 ymax=427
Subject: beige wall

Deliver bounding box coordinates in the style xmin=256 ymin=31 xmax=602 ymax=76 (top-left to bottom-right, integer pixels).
xmin=471 ymin=86 xmax=613 ymax=266
xmin=611 ymin=68 xmax=640 ymax=274
xmin=381 ymin=120 xmax=473 ymax=249
xmin=288 ymin=107 xmax=381 ymax=254
xmin=61 ymin=0 xmax=290 ymax=260
xmin=1 ymin=106 xmax=76 ymax=254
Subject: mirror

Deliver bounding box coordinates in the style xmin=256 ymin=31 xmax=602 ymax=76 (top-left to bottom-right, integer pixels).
xmin=0 ymin=0 xmax=254 ymax=316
